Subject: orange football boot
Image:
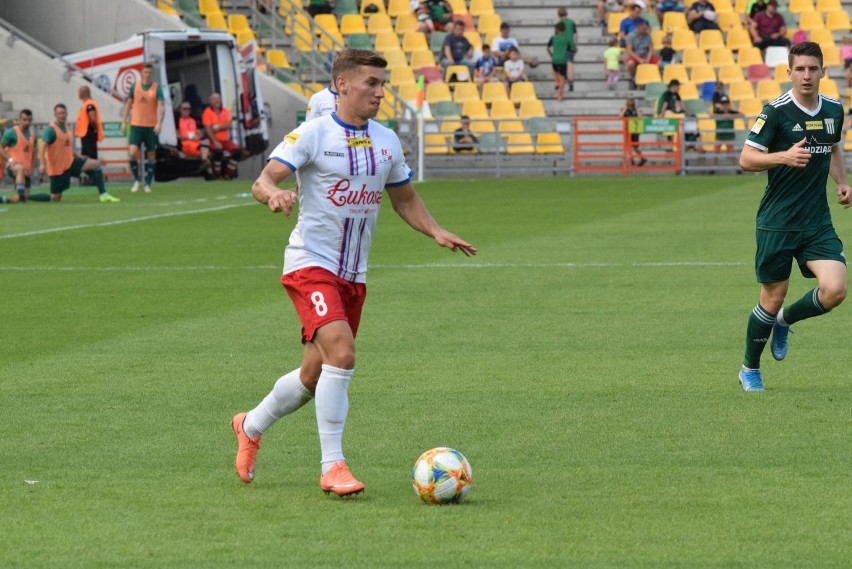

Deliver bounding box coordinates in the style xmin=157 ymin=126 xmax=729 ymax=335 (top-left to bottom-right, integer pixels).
xmin=320 ymin=461 xmax=365 ymax=497
xmin=231 ymin=412 xmax=261 ymax=483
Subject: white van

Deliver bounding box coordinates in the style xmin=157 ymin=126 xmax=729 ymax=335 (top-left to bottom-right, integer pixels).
xmin=65 ymin=28 xmax=268 ymax=180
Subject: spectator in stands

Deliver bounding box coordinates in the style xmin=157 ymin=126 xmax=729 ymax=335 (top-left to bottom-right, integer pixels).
xmin=474 ymin=44 xmax=499 ymax=92
xmin=76 ymin=86 xmax=103 ymax=162
xmin=453 ymin=116 xmax=479 ymax=152
xmin=307 ymin=0 xmax=334 ymax=17
xmin=503 ymin=47 xmax=528 ymax=93
xmin=749 ymin=0 xmax=789 ymax=51
xmin=597 ymin=0 xmax=625 ymax=28
xmin=619 ymin=2 xmax=649 ymax=47
xmin=625 ymin=20 xmax=658 ymax=89
xmin=603 ymin=36 xmax=624 ymax=91
xmin=0 ymin=109 xmax=50 ymax=203
xmin=178 ymin=101 xmax=212 ymax=178
xmin=442 ymin=21 xmax=475 ymax=75
xmin=655 ymin=0 xmax=686 ymax=26
xmin=414 ymin=1 xmax=435 ymax=38
xmin=202 ymin=92 xmax=240 ymax=180
xmin=425 ymin=0 xmax=454 ymax=32
xmin=712 ymin=81 xmax=729 ymax=106
xmin=712 ymin=94 xmax=742 ymax=153
xmin=842 ymin=36 xmax=852 ymax=89
xmin=491 ymin=23 xmax=521 ymax=64
xmin=548 ymin=22 xmax=572 ymax=100
xmin=556 ymin=7 xmax=578 ymax=92
xmin=658 ymin=79 xmax=685 ymax=116
xmin=744 ymin=0 xmax=767 ymax=27
xmin=659 ymin=35 xmax=676 ymax=70
xmin=619 ymin=97 xmax=647 ymax=166
xmin=687 ymin=0 xmax=721 ymax=34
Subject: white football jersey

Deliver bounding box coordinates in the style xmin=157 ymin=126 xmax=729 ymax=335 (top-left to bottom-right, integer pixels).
xmin=269 ymin=113 xmax=412 ymax=283
xmin=305 ymin=87 xmax=339 ymax=122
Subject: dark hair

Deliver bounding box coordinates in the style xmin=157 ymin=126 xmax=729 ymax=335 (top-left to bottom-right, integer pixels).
xmin=555 ymin=21 xmax=565 ymax=32
xmin=788 ymin=41 xmax=823 ymax=67
xmin=54 ymin=103 xmax=67 ymax=112
xmin=500 ymin=23 xmax=510 ymax=30
xmin=332 ymin=49 xmax=387 ymax=81
xmin=142 ymin=62 xmax=154 ymax=70
xmin=558 ymin=7 xmax=567 ymax=17
xmin=20 ymin=109 xmax=33 ymax=118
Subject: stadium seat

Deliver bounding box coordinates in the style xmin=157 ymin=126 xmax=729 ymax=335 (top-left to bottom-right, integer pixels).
xmin=481 ymin=82 xmax=509 ymax=104
xmin=424 ymin=133 xmax=449 ymax=154
xmin=477 ymin=132 xmax=504 ymax=153
xmin=431 ymin=100 xmax=460 ymax=118
xmin=447 ymin=0 xmax=468 ymax=15
xmin=469 ymin=0 xmax=496 ymax=16
xmin=387 ymin=0 xmax=411 ymax=18
xmin=713 ymin=0 xmax=734 ymax=12
xmin=340 ymin=14 xmax=367 ymax=35
xmin=509 ymin=82 xmax=538 ymax=104
xmin=498 ymin=119 xmax=525 ymax=133
xmin=333 ymin=0 xmax=359 ymax=15
xmin=444 ymin=64 xmax=472 ymax=83
xmin=727 ymin=80 xmax=755 ymax=102
xmin=227 ymin=13 xmax=251 ymax=35
xmin=815 ymin=0 xmax=841 ymax=10
xmin=411 ymin=49 xmax=438 ymax=71
xmin=709 ymin=47 xmax=735 ymax=68
xmin=470 ymin=119 xmax=495 ymax=133
xmin=402 ymin=31 xmax=429 ymax=53
xmin=808 ymin=27 xmax=835 ymax=46
xmin=518 ymin=99 xmax=546 ymax=118
xmin=266 ymin=49 xmax=293 ymax=70
xmin=679 ymin=81 xmax=699 ymax=100
xmin=819 ymin=78 xmax=839 ymax=99
xmin=797 ymin=10 xmax=825 ymax=30
xmin=662 ymin=11 xmax=689 ymax=32
xmin=453 ymin=82 xmax=481 ymax=105
xmin=462 ymin=100 xmax=489 ymax=118
xmin=347 ymin=33 xmax=373 ymax=49
xmin=681 ymin=48 xmax=708 ymax=68
xmin=635 ymin=63 xmax=662 ymax=86
xmin=698 ymin=30 xmax=725 ymax=51
xmin=453 ymin=14 xmax=475 ymax=30
xmin=505 ymin=133 xmax=535 ymax=154
xmin=361 ymin=0 xmax=386 ymax=15
xmin=489 ymin=100 xmax=517 ymax=119
xmin=206 ymin=12 xmax=227 ymax=30
xmin=157 ymin=0 xmax=179 ymax=16
xmin=608 ymin=12 xmax=628 ymax=35
xmin=683 ymin=98 xmax=708 ymax=116
xmin=477 ymin=13 xmax=502 ymax=36
xmin=737 ymin=97 xmax=765 ymax=116
xmin=383 ymin=49 xmax=407 ymax=68
xmin=717 ymin=11 xmax=743 ymax=30
xmin=426 ymin=82 xmax=452 ymax=104
xmin=845 ymin=129 xmax=852 ymax=152
xmin=374 ymin=31 xmax=401 ymax=52
xmin=198 ymin=0 xmax=223 ymax=16
xmin=464 ymin=31 xmax=483 ymax=51
xmin=718 ymin=63 xmax=745 ymax=83
xmin=643 ymin=81 xmax=667 ymax=102
xmin=821 ymin=45 xmax=841 ymax=68
xmin=787 ymin=0 xmax=815 ymax=13
xmin=429 ymin=31 xmax=448 ymax=53
xmin=825 ymin=9 xmax=851 ymax=31
xmin=663 ymin=64 xmax=690 ymax=85
xmin=419 ymin=65 xmax=444 ymax=84
xmin=367 ymin=14 xmax=393 ymax=34
xmin=746 ymin=64 xmax=771 ymax=82
xmin=773 ymin=63 xmax=789 ymax=83
xmin=672 ymin=29 xmax=697 ymax=51
xmin=764 ymin=46 xmax=790 ymax=68
xmin=536 ymin=132 xmax=564 ymax=154
xmin=394 ymin=81 xmax=420 ymax=104
xmin=644 ymin=12 xmax=661 ymax=30
xmin=395 ymin=13 xmax=418 ymax=35
xmin=390 ymin=65 xmax=416 ymax=85
xmin=690 ymin=64 xmax=717 ymax=84
xmin=756 ymin=79 xmax=781 ymax=102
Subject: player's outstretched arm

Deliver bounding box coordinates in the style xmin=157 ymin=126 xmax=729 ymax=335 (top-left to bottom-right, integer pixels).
xmin=386 ymin=183 xmax=477 ymax=256
xmin=252 ymin=159 xmax=297 ymax=216
xmin=740 ymin=138 xmax=810 ymax=172
xmin=830 ymin=144 xmax=852 ymax=208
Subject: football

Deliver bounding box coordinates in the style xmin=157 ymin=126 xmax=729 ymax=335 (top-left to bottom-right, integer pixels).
xmin=411 ymin=447 xmax=473 ymax=505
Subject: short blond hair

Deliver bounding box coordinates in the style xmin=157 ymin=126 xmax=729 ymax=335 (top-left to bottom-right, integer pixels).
xmin=332 ymin=49 xmax=387 ymax=82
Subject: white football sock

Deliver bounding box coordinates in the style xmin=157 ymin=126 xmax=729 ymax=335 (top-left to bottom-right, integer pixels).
xmin=315 ymin=364 xmax=353 ymax=474
xmin=243 ymin=368 xmax=313 ymax=439
xmin=776 ymin=308 xmax=789 ymax=327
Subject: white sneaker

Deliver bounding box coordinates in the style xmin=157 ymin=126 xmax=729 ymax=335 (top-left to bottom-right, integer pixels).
xmin=144 ymin=185 xmax=152 ymax=193
xmin=131 ymin=181 xmax=140 ymax=193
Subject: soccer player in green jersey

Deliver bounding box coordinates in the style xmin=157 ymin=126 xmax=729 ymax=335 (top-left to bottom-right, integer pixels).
xmin=738 ymin=42 xmax=851 ymax=392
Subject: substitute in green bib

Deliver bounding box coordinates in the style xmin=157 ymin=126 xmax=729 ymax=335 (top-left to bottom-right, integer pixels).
xmin=737 ymin=41 xmax=851 ymax=392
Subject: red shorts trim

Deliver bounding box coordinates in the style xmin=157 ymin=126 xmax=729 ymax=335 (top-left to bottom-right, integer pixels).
xmin=281 ymin=266 xmax=366 ymax=343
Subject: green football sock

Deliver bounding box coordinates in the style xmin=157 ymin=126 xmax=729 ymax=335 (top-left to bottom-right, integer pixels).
xmin=130 ymin=159 xmax=140 ymax=181
xmin=145 ymin=161 xmax=155 ymax=185
xmin=783 ymin=288 xmax=827 ymax=325
xmin=743 ymin=304 xmax=775 ymax=369
xmin=28 ymin=193 xmax=50 ymax=202
xmin=92 ymin=168 xmax=106 ymax=194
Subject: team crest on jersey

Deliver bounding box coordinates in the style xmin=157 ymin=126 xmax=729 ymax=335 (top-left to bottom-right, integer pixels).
xmin=284 ymin=132 xmax=299 ymax=144
xmin=751 ymin=117 xmax=765 ymax=134
xmin=824 ymin=118 xmax=835 ymax=135
xmin=377 ymin=148 xmax=393 ymax=163
xmin=805 ymin=120 xmax=823 ymax=131
xmin=792 ymin=123 xmax=803 ymax=132
xmin=347 ymin=138 xmax=372 ymax=148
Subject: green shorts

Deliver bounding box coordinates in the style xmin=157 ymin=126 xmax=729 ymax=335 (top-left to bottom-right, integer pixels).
xmin=755 ymin=225 xmax=846 ymax=283
xmin=4 ymin=167 xmax=31 ymax=188
xmin=128 ymin=125 xmax=159 ymax=150
xmin=49 ymin=157 xmax=86 ymax=194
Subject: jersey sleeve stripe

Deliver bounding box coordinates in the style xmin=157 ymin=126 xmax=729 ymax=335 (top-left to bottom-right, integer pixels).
xmin=744 ymin=140 xmax=767 ymax=152
xmin=270 ymin=156 xmax=298 ymax=171
xmin=386 ymin=171 xmax=412 ymax=187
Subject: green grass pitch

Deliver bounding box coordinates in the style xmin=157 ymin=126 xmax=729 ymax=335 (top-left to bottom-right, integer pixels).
xmin=1 ymin=176 xmax=850 ymax=568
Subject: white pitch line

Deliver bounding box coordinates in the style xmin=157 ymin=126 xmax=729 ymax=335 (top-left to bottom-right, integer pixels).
xmin=0 ymin=261 xmax=747 ymax=272
xmin=0 ymin=202 xmax=255 ymax=240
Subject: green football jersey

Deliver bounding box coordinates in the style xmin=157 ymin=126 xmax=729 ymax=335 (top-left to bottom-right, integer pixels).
xmin=746 ymin=91 xmax=844 ymax=231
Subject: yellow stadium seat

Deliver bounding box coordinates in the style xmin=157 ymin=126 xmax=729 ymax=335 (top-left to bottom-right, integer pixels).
xmin=266 ymin=49 xmax=292 ymax=69
xmin=411 ymin=49 xmax=438 ymax=70
xmin=395 ymin=13 xmax=418 ymax=35
xmin=713 ymin=0 xmax=734 ymax=12
xmin=198 ymin=0 xmax=223 ymax=16
xmin=471 ymin=119 xmax=495 ymax=132
xmin=825 ymin=9 xmax=851 ymax=31
xmin=710 ymin=47 xmax=736 ymax=68
xmin=340 ymin=14 xmax=367 ymax=35
xmin=444 ymin=64 xmax=472 ymax=82
xmin=361 ymin=0 xmax=386 ymax=15
xmin=798 ymin=10 xmax=825 ymax=30
xmin=499 ymin=119 xmax=524 ymax=133
xmin=808 ymin=27 xmax=835 ymax=46
xmin=662 ymin=11 xmax=689 ymax=32
xmin=718 ymin=63 xmax=745 ymax=83
xmin=477 ymin=13 xmax=502 ymax=36
xmin=821 ymin=44 xmax=841 ymax=68
xmin=679 ymin=81 xmax=699 ymax=100
xmin=816 ymin=0 xmax=841 ymax=11
xmin=663 ymin=63 xmax=690 ymax=85
xmin=394 ymin=82 xmax=420 ymax=104
xmin=490 ymin=99 xmax=517 ymax=119
xmin=440 ymin=120 xmax=461 ymax=134
xmin=390 ymin=65 xmax=416 ymax=85
xmin=383 ymin=49 xmax=408 ymax=67
xmin=727 ymin=79 xmax=755 ymax=102
xmin=651 ymin=30 xmax=666 ymax=50
xmin=426 ymin=82 xmax=452 ymax=104
xmin=737 ymin=98 xmax=765 ymax=116
xmin=206 ymin=12 xmax=227 ymax=30
xmin=608 ymin=12 xmax=628 ymax=35
xmin=787 ymin=0 xmax=815 ymax=13
xmin=672 ymin=29 xmax=697 ymax=51
xmin=470 ymin=0 xmax=496 ymax=16
xmin=756 ymin=79 xmax=781 ymax=102
xmin=819 ymin=78 xmax=839 ymax=99
xmin=773 ymin=63 xmax=789 ymax=82
xmin=509 ymin=82 xmax=538 ymax=103
xmin=717 ymin=11 xmax=743 ymax=30
xmin=462 ymin=100 xmax=489 ymax=118
xmin=725 ymin=28 xmax=752 ymax=52
xmin=367 ymin=14 xmax=393 ymax=34
xmin=536 ymin=132 xmax=564 ymax=154
xmin=845 ymin=129 xmax=852 ymax=152
xmin=699 ymin=29 xmax=725 ymax=51
xmin=734 ymin=0 xmax=749 ymax=12
xmin=158 ymin=0 xmax=179 ymax=16
xmin=635 ymin=63 xmax=662 ymax=86
xmin=481 ymin=82 xmax=509 ymax=104
xmin=682 ymin=47 xmax=708 ymax=68
xmin=228 ymin=13 xmax=251 ymax=35
xmin=447 ymin=0 xmax=468 ymax=15
xmin=518 ymin=99 xmax=546 ymax=118
xmin=387 ymin=0 xmax=411 ymax=17
xmin=506 ymin=133 xmax=535 ymax=154
xmin=464 ymin=31 xmax=483 ymax=50
xmin=690 ymin=64 xmax=717 ymax=84
xmin=374 ymin=31 xmax=401 ymax=52
xmin=425 ymin=134 xmax=449 ymax=154
xmin=737 ymin=46 xmax=763 ymax=67
xmin=453 ymin=82 xmax=481 ymax=105
xmin=402 ymin=31 xmax=429 ymax=53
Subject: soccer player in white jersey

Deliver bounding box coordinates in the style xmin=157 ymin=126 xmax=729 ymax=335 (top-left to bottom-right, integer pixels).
xmin=231 ymin=49 xmax=477 ymax=497
xmin=305 ymin=83 xmax=339 ymax=121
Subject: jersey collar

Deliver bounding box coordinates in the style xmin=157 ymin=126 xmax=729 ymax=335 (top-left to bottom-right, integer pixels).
xmin=331 ymin=112 xmax=368 ymax=132
xmin=788 ymin=89 xmax=822 ymax=117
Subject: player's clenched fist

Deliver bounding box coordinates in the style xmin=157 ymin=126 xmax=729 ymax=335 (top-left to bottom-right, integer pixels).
xmin=784 ymin=138 xmax=811 ymax=168
xmin=268 ymin=190 xmax=297 ymax=216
